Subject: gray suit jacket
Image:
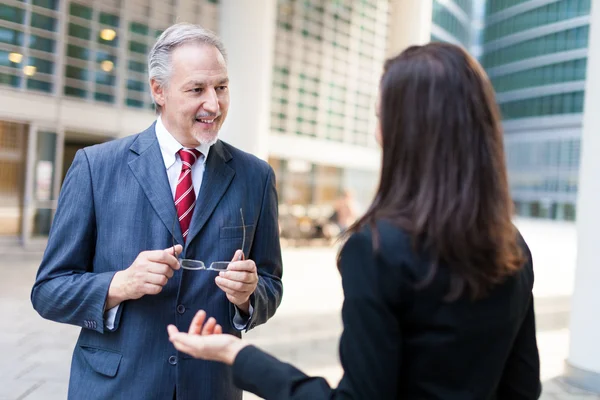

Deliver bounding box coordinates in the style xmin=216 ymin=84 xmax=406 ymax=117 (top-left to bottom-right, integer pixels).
xmin=31 ymin=123 xmax=283 ymax=399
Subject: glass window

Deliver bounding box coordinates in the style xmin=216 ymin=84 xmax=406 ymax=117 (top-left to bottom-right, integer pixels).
xmin=126 ymin=98 xmax=144 ymax=108
xmin=66 ymin=44 xmax=89 ymax=60
xmin=130 ymin=22 xmax=149 ymax=36
xmin=0 ymin=72 xmax=21 ymax=88
xmin=0 ymin=5 xmax=25 ymax=24
xmin=69 ymin=3 xmax=92 ymax=19
xmin=127 ymin=79 xmax=145 ymax=91
xmin=129 ymin=41 xmax=147 ymax=54
xmin=32 ymin=0 xmax=59 ymax=10
xmin=65 ymin=86 xmax=86 ymax=98
xmin=27 ymin=79 xmax=52 ymax=92
xmin=29 ymin=35 xmax=55 ymax=53
xmin=0 ymin=28 xmax=23 ymax=46
xmin=68 ymin=23 xmax=91 ymax=40
xmin=94 ymin=92 xmax=114 ymax=103
xmin=66 ymin=65 xmax=87 ymax=80
xmin=99 ymin=13 xmax=119 ymax=27
xmin=95 ymin=72 xmax=115 ymax=86
xmin=31 ymin=13 xmax=57 ymax=31
xmin=28 ymin=57 xmax=53 ymax=74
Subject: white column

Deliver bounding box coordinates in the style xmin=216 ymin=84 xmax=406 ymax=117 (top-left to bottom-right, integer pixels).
xmin=565 ymin=0 xmax=600 ymax=392
xmin=21 ymin=124 xmax=37 ymax=246
xmin=217 ymin=0 xmax=277 ymax=160
xmin=386 ymin=0 xmax=433 ymax=58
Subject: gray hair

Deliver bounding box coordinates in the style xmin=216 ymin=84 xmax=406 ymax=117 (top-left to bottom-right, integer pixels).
xmin=148 ymin=23 xmax=227 ymax=113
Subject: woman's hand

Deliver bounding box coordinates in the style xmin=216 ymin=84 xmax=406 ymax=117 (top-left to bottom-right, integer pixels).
xmin=167 ymin=310 xmax=248 ymax=365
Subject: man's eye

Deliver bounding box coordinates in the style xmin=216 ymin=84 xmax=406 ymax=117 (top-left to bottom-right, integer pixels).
xmin=191 ymin=88 xmax=202 ymax=93
xmin=217 ymin=86 xmax=228 ymax=91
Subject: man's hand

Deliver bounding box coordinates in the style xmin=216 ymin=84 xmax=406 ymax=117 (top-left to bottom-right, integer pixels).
xmin=215 ymin=250 xmax=258 ymax=314
xmin=105 ymin=245 xmax=182 ymax=310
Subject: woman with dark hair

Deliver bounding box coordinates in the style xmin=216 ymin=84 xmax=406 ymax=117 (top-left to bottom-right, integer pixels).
xmin=167 ymin=42 xmax=541 ymax=400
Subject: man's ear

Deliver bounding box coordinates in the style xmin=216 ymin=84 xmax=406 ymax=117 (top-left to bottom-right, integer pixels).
xmin=150 ymin=79 xmax=165 ymax=108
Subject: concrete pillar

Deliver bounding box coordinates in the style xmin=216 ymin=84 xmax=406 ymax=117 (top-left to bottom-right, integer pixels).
xmin=217 ymin=0 xmax=276 ymax=160
xmin=565 ymin=0 xmax=600 ymax=392
xmin=386 ymin=0 xmax=433 ymax=58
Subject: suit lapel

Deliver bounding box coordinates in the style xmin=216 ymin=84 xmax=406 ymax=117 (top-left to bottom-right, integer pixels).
xmin=186 ymin=140 xmax=235 ymax=248
xmin=128 ymin=124 xmax=184 ymax=245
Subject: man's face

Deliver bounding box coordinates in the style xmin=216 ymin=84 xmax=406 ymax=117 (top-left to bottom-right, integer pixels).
xmin=151 ymin=42 xmax=229 ymax=148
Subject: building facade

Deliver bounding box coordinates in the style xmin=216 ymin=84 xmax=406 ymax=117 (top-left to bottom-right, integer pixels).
xmin=482 ymin=0 xmax=592 ymax=221
xmin=431 ymin=0 xmax=474 ymax=47
xmin=0 ymin=0 xmax=385 ymax=246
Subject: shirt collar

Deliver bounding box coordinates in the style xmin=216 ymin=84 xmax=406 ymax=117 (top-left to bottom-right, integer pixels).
xmin=155 ymin=116 xmax=211 ymax=169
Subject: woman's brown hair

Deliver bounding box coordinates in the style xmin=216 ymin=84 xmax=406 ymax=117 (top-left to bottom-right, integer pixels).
xmin=346 ymin=42 xmax=524 ymax=300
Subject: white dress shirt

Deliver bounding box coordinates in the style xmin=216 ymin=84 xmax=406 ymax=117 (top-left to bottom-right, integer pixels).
xmin=105 ymin=117 xmax=252 ymax=330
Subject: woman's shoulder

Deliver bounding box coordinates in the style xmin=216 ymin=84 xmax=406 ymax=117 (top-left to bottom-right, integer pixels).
xmin=341 ymin=219 xmax=415 ymax=275
xmin=346 ymin=219 xmax=413 ymax=255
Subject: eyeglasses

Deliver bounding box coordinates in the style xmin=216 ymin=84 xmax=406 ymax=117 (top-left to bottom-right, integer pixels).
xmin=172 ymin=207 xmax=246 ymax=272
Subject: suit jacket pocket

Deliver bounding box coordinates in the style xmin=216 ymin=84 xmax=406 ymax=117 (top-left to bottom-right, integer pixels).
xmin=80 ymin=345 xmax=122 ymax=377
xmin=219 ymin=225 xmax=255 ymax=258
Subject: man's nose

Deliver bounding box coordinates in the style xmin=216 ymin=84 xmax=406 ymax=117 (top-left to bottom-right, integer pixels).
xmin=202 ymin=88 xmax=219 ymax=114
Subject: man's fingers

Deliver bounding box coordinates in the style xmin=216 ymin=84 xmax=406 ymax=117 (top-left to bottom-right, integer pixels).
xmin=189 ymin=310 xmax=207 ymax=335
xmin=146 ymin=262 xmax=175 ymax=278
xmin=230 ymin=250 xmax=244 ymax=262
xmin=225 ymin=260 xmax=256 ymax=272
xmin=168 ymin=245 xmax=183 ymax=257
xmin=145 ymin=272 xmax=170 ymax=286
xmin=214 ymin=324 xmax=223 ymax=334
xmin=146 ymin=247 xmax=181 ymax=270
xmin=218 ymin=270 xmax=256 ymax=284
xmin=215 ymin=277 xmax=250 ymax=293
xmin=142 ymin=283 xmax=163 ymax=295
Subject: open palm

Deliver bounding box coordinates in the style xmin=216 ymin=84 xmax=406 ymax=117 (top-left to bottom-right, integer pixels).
xmin=167 ymin=310 xmax=246 ymax=365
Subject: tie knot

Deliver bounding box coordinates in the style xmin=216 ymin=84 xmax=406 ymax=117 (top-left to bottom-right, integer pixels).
xmin=178 ymin=148 xmax=201 ymax=169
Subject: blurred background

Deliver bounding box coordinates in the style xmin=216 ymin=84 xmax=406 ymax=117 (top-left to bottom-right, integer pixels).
xmin=1 ymin=0 xmax=599 ymax=399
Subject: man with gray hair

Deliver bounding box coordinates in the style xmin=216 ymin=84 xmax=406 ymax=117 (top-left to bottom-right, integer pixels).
xmin=32 ymin=23 xmax=283 ymax=400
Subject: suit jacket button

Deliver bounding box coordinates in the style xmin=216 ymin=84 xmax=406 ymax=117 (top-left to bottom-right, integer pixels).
xmin=177 ymin=305 xmax=186 ymax=314
xmin=168 ymin=356 xmax=177 ymax=365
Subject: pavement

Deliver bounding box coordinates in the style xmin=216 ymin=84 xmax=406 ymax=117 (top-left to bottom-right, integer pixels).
xmin=1 ymin=219 xmax=599 ymax=399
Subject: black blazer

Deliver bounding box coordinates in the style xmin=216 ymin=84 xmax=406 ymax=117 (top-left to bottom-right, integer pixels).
xmin=233 ymin=220 xmax=541 ymax=399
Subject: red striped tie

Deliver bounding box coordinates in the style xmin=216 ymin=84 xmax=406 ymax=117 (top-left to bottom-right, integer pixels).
xmin=175 ymin=148 xmax=201 ymax=242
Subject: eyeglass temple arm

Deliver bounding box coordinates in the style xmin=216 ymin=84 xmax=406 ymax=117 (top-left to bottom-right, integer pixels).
xmin=240 ymin=208 xmax=246 ymax=261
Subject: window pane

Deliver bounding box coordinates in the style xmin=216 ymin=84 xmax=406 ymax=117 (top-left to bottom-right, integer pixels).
xmin=129 ymin=40 xmax=147 ymax=54
xmin=66 ymin=65 xmax=87 ymax=80
xmin=29 ymin=35 xmax=55 ymax=52
xmin=64 ymin=86 xmax=86 ymax=98
xmin=68 ymin=23 xmax=91 ymax=40
xmin=31 ymin=13 xmax=57 ymax=31
xmin=0 ymin=5 xmax=25 ymax=24
xmin=99 ymin=13 xmax=119 ymax=27
xmin=32 ymin=0 xmax=59 ymax=10
xmin=127 ymin=79 xmax=145 ymax=91
xmin=28 ymin=57 xmax=53 ymax=74
xmin=0 ymin=28 xmax=23 ymax=46
xmin=70 ymin=3 xmax=92 ymax=19
xmin=95 ymin=72 xmax=115 ymax=86
xmin=130 ymin=22 xmax=149 ymax=36
xmin=27 ymin=78 xmax=52 ymax=92
xmin=66 ymin=44 xmax=89 ymax=60
xmin=128 ymin=60 xmax=145 ymax=72
xmin=0 ymin=72 xmax=21 ymax=88
xmin=95 ymin=92 xmax=114 ymax=103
